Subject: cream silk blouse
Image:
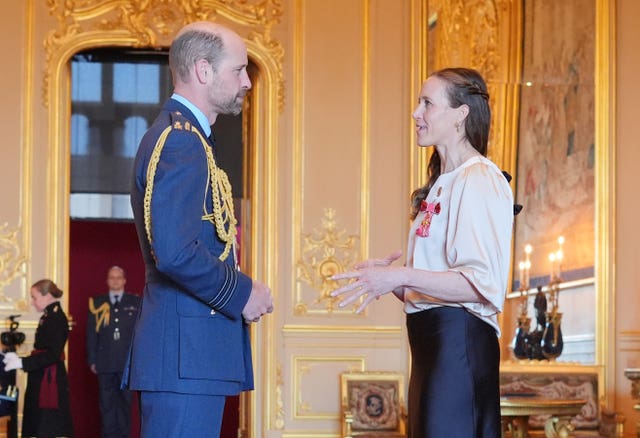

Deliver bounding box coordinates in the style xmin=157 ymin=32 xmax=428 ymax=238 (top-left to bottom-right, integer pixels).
xmin=404 ymin=156 xmax=514 ymax=336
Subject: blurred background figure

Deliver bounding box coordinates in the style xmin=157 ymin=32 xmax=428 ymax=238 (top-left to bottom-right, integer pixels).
xmin=3 ymin=279 xmax=73 ymax=438
xmin=0 ymin=314 xmax=25 ymax=438
xmin=87 ymin=266 xmax=140 ymax=438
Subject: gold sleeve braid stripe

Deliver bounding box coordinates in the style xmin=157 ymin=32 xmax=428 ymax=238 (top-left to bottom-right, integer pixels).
xmin=143 ymin=117 xmax=237 ymax=263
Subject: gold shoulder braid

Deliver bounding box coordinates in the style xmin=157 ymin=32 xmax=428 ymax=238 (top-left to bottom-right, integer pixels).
xmin=143 ymin=115 xmax=237 ymax=262
xmin=88 ymin=297 xmax=110 ymax=332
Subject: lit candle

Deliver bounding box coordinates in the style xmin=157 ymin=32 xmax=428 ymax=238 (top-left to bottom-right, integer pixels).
xmin=524 ymin=244 xmax=532 ymax=289
xmin=518 ymin=261 xmax=525 ymax=288
xmin=549 ymin=252 xmax=556 ymax=280
xmin=556 ymin=236 xmax=564 ymax=278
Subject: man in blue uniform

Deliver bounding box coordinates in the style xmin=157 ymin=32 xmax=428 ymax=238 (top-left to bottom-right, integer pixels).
xmin=126 ymin=21 xmax=274 ymax=437
xmin=87 ymin=266 xmax=140 ymax=438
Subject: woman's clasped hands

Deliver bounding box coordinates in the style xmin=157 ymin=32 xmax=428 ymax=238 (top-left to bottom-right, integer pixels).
xmin=330 ymin=250 xmax=405 ymax=313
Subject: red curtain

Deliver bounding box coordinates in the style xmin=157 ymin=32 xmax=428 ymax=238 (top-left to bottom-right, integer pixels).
xmin=68 ymin=220 xmax=239 ymax=437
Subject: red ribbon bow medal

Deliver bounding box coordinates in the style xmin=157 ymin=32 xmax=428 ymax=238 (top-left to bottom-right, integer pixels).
xmin=416 ymin=200 xmax=441 ymax=237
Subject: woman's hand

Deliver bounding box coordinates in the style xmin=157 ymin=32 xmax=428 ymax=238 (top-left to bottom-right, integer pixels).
xmin=330 ymin=250 xmax=404 ymax=313
xmin=351 ymin=250 xmax=403 ymax=270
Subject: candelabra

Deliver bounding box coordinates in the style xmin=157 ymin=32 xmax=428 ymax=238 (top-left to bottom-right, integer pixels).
xmin=512 ymin=245 xmax=544 ymax=360
xmin=540 ymin=271 xmax=564 ymax=360
xmin=511 ymin=238 xmax=565 ymax=361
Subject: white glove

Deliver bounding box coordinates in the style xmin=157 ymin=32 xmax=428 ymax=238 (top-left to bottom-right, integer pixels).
xmin=3 ymin=352 xmax=23 ymax=371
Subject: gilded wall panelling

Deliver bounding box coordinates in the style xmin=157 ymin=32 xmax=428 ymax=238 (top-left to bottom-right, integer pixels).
xmin=292 ymin=0 xmax=370 ymax=321
xmin=422 ymin=0 xmax=520 ymax=175
xmin=409 ymin=0 xmax=429 ymax=187
xmin=44 ymin=0 xmax=285 ymax=109
xmin=0 ymin=2 xmax=34 ymax=314
xmin=275 ymin=362 xmax=285 ymax=430
xmin=619 ymin=331 xmax=640 ymax=354
xmin=293 ymin=356 xmax=364 ymax=420
xmin=284 ymin=328 xmax=405 ymax=433
xmin=282 ymin=326 xmax=403 ymax=351
xmin=594 ymin=0 xmax=616 ymax=401
xmin=0 ymin=223 xmax=28 ymax=311
xmin=295 ymin=208 xmax=360 ymax=315
xmin=286 ymin=1 xmax=410 ymax=434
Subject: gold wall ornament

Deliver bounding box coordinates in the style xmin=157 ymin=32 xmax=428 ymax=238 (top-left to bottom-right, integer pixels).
xmin=43 ymin=0 xmax=284 ymax=109
xmin=427 ymin=0 xmax=501 ymax=78
xmin=274 ymin=362 xmax=284 ymax=429
xmin=0 ymin=222 xmax=27 ymax=304
xmin=247 ymin=30 xmax=285 ymax=112
xmin=423 ymin=0 xmax=521 ymax=174
xmin=295 ymin=209 xmax=360 ymax=315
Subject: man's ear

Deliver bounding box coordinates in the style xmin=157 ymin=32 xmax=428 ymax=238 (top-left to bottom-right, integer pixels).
xmin=194 ymin=59 xmax=210 ymax=84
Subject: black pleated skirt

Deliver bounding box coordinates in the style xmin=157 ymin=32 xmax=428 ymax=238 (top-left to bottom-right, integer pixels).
xmin=406 ymin=306 xmax=501 ymax=438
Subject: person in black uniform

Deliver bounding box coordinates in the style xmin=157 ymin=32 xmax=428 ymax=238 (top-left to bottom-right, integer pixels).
xmin=87 ymin=266 xmax=139 ymax=438
xmin=3 ymin=279 xmax=73 ymax=438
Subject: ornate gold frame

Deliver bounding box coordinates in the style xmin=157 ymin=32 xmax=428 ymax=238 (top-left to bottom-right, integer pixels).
xmin=340 ymin=371 xmax=406 ymax=437
xmin=44 ymin=0 xmax=284 ymax=435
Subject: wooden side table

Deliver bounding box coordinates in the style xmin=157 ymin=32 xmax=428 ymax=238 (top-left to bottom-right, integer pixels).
xmin=500 ymin=397 xmax=586 ymax=438
xmin=624 ymin=368 xmax=640 ymax=438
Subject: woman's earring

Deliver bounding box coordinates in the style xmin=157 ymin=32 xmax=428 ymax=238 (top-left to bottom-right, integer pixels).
xmin=454 ymin=122 xmax=460 ymax=133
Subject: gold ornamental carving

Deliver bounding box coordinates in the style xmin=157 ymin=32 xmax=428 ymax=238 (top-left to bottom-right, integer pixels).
xmin=296 ymin=362 xmax=312 ymax=415
xmin=44 ymin=0 xmax=284 ymax=109
xmin=425 ymin=0 xmax=518 ymax=171
xmin=274 ymin=362 xmax=284 ymax=429
xmin=295 ymin=209 xmax=360 ymax=315
xmin=0 ymin=223 xmax=27 ymax=305
xmin=427 ymin=0 xmax=501 ymax=80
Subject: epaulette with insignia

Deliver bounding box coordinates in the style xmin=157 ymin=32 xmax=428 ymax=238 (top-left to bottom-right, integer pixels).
xmin=169 ymin=112 xmax=200 ymax=136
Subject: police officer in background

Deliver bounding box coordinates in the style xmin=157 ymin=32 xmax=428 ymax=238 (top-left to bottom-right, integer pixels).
xmin=87 ymin=266 xmax=140 ymax=438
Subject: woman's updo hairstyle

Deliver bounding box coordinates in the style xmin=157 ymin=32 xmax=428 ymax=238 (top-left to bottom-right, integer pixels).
xmin=31 ymin=279 xmax=64 ymax=299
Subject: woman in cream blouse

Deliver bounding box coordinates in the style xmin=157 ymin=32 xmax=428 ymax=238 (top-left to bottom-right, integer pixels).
xmin=332 ymin=67 xmax=513 ymax=438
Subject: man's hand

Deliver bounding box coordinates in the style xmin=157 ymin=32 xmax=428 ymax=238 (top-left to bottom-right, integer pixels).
xmin=90 ymin=364 xmax=97 ymax=374
xmin=242 ymin=280 xmax=273 ymax=324
xmin=3 ymin=352 xmax=23 ymax=372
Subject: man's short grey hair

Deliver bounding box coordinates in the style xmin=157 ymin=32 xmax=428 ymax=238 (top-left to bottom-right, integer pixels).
xmin=169 ymin=29 xmax=225 ymax=83
xmin=108 ymin=265 xmax=126 ymax=277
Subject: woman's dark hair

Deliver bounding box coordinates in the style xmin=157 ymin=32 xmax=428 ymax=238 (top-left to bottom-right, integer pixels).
xmin=410 ymin=67 xmax=491 ymax=219
xmin=31 ymin=279 xmax=63 ymax=299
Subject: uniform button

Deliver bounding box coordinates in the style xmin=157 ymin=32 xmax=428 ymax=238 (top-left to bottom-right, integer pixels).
xmin=115 ymin=318 xmax=119 ymax=322
xmin=114 ymin=308 xmax=119 ymax=313
xmin=210 ymin=309 xmax=216 ymax=315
